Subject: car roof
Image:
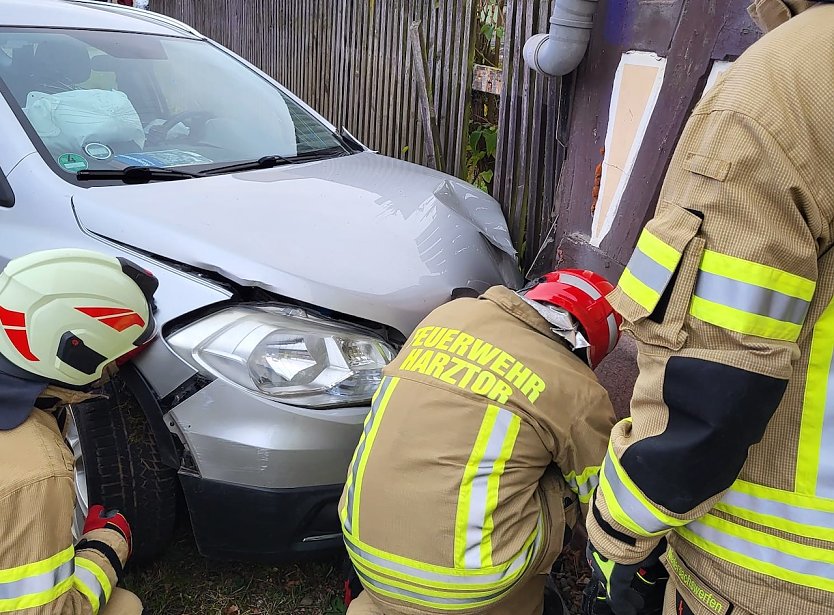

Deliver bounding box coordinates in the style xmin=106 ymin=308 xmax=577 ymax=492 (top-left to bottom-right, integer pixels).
xmin=1 ymin=0 xmax=201 ymax=38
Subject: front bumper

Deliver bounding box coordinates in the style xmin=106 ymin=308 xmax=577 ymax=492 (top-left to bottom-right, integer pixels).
xmin=167 ymin=378 xmax=367 ymax=489
xmin=180 ymin=473 xmax=345 ymax=562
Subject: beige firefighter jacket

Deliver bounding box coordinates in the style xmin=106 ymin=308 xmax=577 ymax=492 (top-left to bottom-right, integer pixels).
xmin=340 ymin=286 xmax=615 ymax=613
xmin=0 ymin=397 xmax=130 ymax=614
xmin=587 ymin=4 xmax=834 ymax=615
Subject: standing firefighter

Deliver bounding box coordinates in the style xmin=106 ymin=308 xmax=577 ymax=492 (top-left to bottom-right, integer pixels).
xmin=0 ymin=249 xmax=157 ymax=614
xmin=340 ymin=271 xmax=621 ymax=615
xmin=584 ymin=2 xmax=834 ymax=615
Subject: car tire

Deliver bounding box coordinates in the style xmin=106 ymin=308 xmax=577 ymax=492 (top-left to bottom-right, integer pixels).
xmin=71 ymin=375 xmax=178 ymax=566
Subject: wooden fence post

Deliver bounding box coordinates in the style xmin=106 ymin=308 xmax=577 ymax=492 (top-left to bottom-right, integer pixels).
xmin=409 ymin=20 xmax=444 ymax=171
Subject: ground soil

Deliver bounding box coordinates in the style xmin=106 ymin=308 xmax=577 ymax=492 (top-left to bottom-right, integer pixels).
xmin=124 ymin=524 xmax=591 ymax=615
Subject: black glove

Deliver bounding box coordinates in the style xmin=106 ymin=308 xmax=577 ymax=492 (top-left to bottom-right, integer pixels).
xmin=583 ymin=540 xmax=667 ymax=615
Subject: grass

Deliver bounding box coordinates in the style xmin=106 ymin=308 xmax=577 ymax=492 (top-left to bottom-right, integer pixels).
xmin=123 ymin=526 xmax=590 ymax=615
xmin=123 ymin=527 xmax=346 ymax=615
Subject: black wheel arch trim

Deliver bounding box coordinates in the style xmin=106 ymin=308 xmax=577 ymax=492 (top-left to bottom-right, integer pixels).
xmin=117 ymin=362 xmax=181 ymax=469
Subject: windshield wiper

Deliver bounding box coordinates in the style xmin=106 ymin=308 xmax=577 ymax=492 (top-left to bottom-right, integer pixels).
xmin=200 ymin=154 xmax=294 ymax=176
xmin=76 ymin=166 xmax=201 ymax=184
xmin=201 ymin=147 xmax=350 ymax=177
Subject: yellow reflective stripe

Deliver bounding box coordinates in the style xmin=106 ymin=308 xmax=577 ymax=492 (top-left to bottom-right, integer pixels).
xmin=0 ymin=546 xmax=75 ymax=612
xmin=0 ymin=546 xmax=74 ymax=583
xmin=797 ymin=297 xmax=834 ymax=494
xmin=637 ymin=230 xmax=679 ymax=271
xmin=564 ymin=465 xmax=601 ymax=489
xmin=699 ymin=251 xmax=815 ymax=301
xmin=454 ymin=406 xmax=500 ymax=569
xmin=727 ymin=480 xmax=834 ymax=513
xmin=76 ymin=558 xmax=111 ymax=603
xmin=691 ymin=250 xmax=815 ymax=342
xmin=690 ymin=296 xmax=802 ymax=342
xmin=618 ymin=230 xmax=682 ymax=312
xmin=599 ymin=443 xmax=685 ymax=537
xmin=351 ymin=558 xmax=507 ymax=600
xmin=715 ymin=480 xmax=834 ymax=543
xmin=564 ymin=465 xmax=601 ymax=504
xmin=344 ymin=517 xmax=538 ymax=588
xmin=678 ymin=514 xmax=834 ymax=594
xmin=481 ymin=413 xmax=521 ymax=568
xmin=353 ymin=563 xmax=506 ymax=611
xmin=351 ymin=377 xmax=399 ymax=537
xmin=0 ymin=577 xmax=73 ymax=613
xmin=72 ymin=571 xmax=100 ymax=614
xmin=617 ymin=269 xmax=660 ymax=313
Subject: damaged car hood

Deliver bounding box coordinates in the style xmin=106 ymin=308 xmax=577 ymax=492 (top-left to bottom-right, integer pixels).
xmin=73 ymin=152 xmax=520 ymax=334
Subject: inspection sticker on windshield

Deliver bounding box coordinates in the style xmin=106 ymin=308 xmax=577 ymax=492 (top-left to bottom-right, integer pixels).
xmin=58 ymin=153 xmax=88 ymax=172
xmin=114 ymin=150 xmax=213 ymax=168
xmin=84 ymin=143 xmax=113 ymax=160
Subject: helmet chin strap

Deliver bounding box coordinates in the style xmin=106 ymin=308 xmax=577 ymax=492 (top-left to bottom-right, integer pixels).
xmin=38 ymin=385 xmax=98 ymax=408
xmin=517 ymin=294 xmax=591 ymax=352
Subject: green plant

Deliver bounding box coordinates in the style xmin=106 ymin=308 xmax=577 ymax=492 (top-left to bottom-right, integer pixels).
xmin=478 ymin=0 xmax=505 ymax=66
xmin=466 ymin=122 xmax=498 ymax=192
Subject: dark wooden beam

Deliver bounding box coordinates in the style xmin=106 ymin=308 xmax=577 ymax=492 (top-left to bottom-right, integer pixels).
xmin=602 ymin=0 xmax=758 ymax=267
xmin=553 ymin=0 xmax=684 ymax=268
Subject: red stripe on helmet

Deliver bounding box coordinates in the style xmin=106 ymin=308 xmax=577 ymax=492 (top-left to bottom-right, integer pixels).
xmin=0 ymin=306 xmax=26 ymax=328
xmin=0 ymin=306 xmax=39 ymax=361
xmin=76 ymin=307 xmax=146 ymax=332
xmin=4 ymin=328 xmax=39 ymax=362
xmin=76 ymin=307 xmax=135 ymax=318
xmin=98 ymin=313 xmax=146 ymax=332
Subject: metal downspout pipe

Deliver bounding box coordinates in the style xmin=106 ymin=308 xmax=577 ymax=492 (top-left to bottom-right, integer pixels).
xmin=523 ymin=0 xmax=600 ymax=76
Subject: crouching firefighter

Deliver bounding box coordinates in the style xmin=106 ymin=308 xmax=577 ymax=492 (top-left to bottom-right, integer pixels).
xmin=339 ymin=271 xmax=621 ymax=615
xmin=0 ymin=249 xmax=158 ymax=614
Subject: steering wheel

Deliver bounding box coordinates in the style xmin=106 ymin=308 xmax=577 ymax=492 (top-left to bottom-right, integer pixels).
xmin=146 ymin=111 xmax=214 ymax=146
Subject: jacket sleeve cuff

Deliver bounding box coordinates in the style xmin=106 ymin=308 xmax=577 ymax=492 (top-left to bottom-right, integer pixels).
xmin=76 ymin=527 xmax=130 ymax=585
xmin=585 ymin=491 xmax=665 ymax=565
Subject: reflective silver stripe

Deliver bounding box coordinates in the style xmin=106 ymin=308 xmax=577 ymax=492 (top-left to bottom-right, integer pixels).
xmin=344 ymin=377 xmax=392 ymax=534
xmin=344 ymin=531 xmax=535 ymax=587
xmin=605 ymin=313 xmax=619 ymax=354
xmin=626 ymin=248 xmax=673 ymax=294
xmin=721 ymin=489 xmax=834 ymax=534
xmin=0 ymin=560 xmax=74 ymax=600
xmin=463 ymin=408 xmax=516 ymax=569
xmin=559 ymin=273 xmax=603 ymax=300
xmin=345 ymin=515 xmax=541 ymax=589
xmin=74 ymin=566 xmax=106 ymax=612
xmin=818 ymin=372 xmax=834 ymax=498
xmin=566 ymin=472 xmax=599 ymax=500
xmin=354 ymin=568 xmax=506 ymax=607
xmin=602 ymin=455 xmax=668 ymax=534
xmin=688 ymin=520 xmax=834 ymax=581
xmin=694 ymin=271 xmax=810 ymax=325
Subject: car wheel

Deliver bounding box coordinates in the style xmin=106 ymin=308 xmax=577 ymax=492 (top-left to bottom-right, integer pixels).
xmin=67 ymin=375 xmax=179 ymax=566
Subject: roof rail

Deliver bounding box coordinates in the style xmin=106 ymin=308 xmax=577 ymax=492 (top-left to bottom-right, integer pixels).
xmin=64 ymin=0 xmax=202 ymax=37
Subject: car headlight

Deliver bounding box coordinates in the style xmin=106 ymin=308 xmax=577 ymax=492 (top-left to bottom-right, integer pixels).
xmin=167 ymin=306 xmax=396 ymax=408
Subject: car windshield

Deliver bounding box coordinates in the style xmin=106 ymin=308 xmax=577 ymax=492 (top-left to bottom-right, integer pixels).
xmin=0 ymin=28 xmax=348 ymax=179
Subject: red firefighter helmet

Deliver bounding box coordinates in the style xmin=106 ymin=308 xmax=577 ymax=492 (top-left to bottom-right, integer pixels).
xmin=523 ymin=269 xmax=622 ymax=369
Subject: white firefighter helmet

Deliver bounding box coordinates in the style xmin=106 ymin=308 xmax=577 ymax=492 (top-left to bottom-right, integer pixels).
xmin=0 ymin=249 xmax=157 ymax=387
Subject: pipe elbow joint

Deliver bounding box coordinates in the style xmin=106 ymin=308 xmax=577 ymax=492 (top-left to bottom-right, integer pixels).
xmin=523 ymin=0 xmax=599 ymax=77
xmin=523 ymin=32 xmax=591 ymax=77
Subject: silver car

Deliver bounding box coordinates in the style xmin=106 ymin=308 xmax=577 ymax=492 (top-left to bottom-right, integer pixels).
xmin=0 ymin=0 xmax=520 ymax=563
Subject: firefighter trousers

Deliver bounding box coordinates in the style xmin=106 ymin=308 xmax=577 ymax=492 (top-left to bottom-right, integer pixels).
xmin=103 ymin=588 xmax=143 ymax=614
xmin=347 ymin=574 xmax=547 ymax=615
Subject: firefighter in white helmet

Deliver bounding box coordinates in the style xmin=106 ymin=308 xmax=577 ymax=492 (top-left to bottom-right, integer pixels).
xmin=0 ymin=248 xmax=158 ymax=614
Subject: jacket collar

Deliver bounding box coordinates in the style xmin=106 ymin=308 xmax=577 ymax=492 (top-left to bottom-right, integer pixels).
xmin=481 ymin=286 xmax=570 ymax=343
